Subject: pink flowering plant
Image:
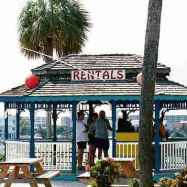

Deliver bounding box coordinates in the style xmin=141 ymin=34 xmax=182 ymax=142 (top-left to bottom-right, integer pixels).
xmin=89 ymin=158 xmax=120 ymax=187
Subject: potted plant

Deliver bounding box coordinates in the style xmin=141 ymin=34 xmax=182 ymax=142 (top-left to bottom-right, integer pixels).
xmin=128 ymin=178 xmax=139 ymax=187
xmin=89 ymin=158 xmax=120 ymax=187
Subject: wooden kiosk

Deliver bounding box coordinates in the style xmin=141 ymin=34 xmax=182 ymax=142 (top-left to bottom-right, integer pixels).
xmin=1 ymin=54 xmax=187 ymax=175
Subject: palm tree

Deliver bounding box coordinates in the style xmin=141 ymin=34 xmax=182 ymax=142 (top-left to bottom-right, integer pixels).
xmin=18 ymin=0 xmax=90 ymax=62
xmin=18 ymin=0 xmax=90 ymax=138
xmin=139 ymin=0 xmax=163 ymax=187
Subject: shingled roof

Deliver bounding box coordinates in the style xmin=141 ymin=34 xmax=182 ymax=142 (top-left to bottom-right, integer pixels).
xmin=0 ymin=54 xmax=186 ymax=102
xmin=32 ymin=54 xmax=170 ymax=75
xmin=1 ymin=80 xmax=187 ymax=97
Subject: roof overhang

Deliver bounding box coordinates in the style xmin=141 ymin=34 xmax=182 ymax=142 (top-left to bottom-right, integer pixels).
xmin=0 ymin=95 xmax=187 ymax=103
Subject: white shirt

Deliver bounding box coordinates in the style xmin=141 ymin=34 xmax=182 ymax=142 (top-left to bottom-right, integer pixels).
xmin=76 ymin=120 xmax=88 ymax=142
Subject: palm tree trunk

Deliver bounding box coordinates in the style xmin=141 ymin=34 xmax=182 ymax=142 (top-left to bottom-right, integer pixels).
xmin=44 ymin=37 xmax=53 ymax=63
xmin=139 ymin=0 xmax=162 ymax=187
xmin=44 ymin=38 xmax=53 ymax=139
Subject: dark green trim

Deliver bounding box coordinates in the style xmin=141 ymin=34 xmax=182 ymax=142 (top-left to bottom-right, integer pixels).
xmin=4 ymin=103 xmax=8 ymax=140
xmin=72 ymin=102 xmax=77 ymax=174
xmin=16 ymin=109 xmax=20 ymax=140
xmin=155 ymin=102 xmax=161 ymax=173
xmin=111 ymin=101 xmax=116 ymax=157
xmin=0 ymin=95 xmax=139 ymax=102
xmin=52 ymin=104 xmax=57 ymax=142
xmin=29 ymin=103 xmax=35 ymax=158
xmin=1 ymin=95 xmax=187 ymax=103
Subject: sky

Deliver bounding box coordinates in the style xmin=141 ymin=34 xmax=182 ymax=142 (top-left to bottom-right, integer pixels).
xmin=0 ymin=0 xmax=187 ymax=94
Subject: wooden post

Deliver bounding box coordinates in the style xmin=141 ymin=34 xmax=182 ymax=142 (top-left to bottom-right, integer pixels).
xmin=72 ymin=101 xmax=77 ymax=174
xmin=29 ymin=103 xmax=35 ymax=158
xmin=4 ymin=103 xmax=8 ymax=140
xmin=155 ymin=101 xmax=161 ymax=173
xmin=111 ymin=101 xmax=116 ymax=157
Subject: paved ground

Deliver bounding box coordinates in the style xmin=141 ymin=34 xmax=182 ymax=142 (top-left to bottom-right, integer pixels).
xmin=0 ymin=181 xmax=86 ymax=187
xmin=0 ymin=178 xmax=129 ymax=187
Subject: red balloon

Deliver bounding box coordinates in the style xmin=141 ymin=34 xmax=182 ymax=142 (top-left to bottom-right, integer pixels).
xmin=25 ymin=74 xmax=40 ymax=89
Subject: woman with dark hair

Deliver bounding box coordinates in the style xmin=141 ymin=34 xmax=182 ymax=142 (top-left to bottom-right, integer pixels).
xmin=88 ymin=112 xmax=98 ymax=165
xmin=95 ymin=111 xmax=112 ymax=159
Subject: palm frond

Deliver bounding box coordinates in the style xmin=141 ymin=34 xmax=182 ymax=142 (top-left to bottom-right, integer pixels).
xmin=18 ymin=0 xmax=90 ymax=62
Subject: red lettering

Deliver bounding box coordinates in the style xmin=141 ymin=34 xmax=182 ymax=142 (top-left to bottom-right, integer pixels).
xmin=73 ymin=71 xmax=80 ymax=80
xmin=103 ymin=70 xmax=110 ymax=79
xmin=111 ymin=70 xmax=116 ymax=80
xmin=72 ymin=69 xmax=125 ymax=81
xmin=88 ymin=70 xmax=95 ymax=80
xmin=81 ymin=71 xmax=86 ymax=80
xmin=95 ymin=70 xmax=101 ymax=79
xmin=117 ymin=70 xmax=124 ymax=79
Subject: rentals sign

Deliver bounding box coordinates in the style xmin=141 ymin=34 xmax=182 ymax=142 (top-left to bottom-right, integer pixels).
xmin=71 ymin=69 xmax=126 ymax=81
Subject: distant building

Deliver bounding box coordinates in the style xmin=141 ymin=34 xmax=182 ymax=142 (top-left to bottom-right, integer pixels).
xmin=0 ymin=115 xmax=16 ymax=139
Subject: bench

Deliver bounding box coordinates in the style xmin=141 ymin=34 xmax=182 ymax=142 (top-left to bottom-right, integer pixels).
xmin=112 ymin=158 xmax=137 ymax=178
xmin=36 ymin=170 xmax=60 ymax=187
xmin=0 ymin=171 xmax=60 ymax=185
xmin=0 ymin=158 xmax=60 ymax=187
xmin=36 ymin=170 xmax=60 ymax=179
xmin=111 ymin=185 xmax=128 ymax=187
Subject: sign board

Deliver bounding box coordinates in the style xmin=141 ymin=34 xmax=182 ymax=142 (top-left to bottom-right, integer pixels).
xmin=71 ymin=69 xmax=126 ymax=81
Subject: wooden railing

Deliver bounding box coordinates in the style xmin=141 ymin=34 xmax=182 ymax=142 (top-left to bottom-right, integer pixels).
xmin=5 ymin=141 xmax=72 ymax=170
xmin=5 ymin=140 xmax=187 ymax=171
xmin=6 ymin=141 xmax=29 ymax=160
xmin=35 ymin=142 xmax=72 ymax=170
xmin=116 ymin=142 xmax=139 ymax=170
xmin=160 ymin=141 xmax=187 ymax=170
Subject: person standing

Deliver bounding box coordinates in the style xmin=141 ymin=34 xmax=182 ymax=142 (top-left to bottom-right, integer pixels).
xmin=95 ymin=111 xmax=112 ymax=159
xmin=88 ymin=112 xmax=98 ymax=165
xmin=117 ymin=110 xmax=134 ymax=132
xmin=159 ymin=110 xmax=167 ymax=141
xmin=76 ymin=110 xmax=88 ymax=170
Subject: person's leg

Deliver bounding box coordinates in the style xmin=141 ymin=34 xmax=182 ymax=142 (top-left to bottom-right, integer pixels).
xmin=88 ymin=144 xmax=92 ymax=164
xmin=78 ymin=147 xmax=84 ymax=168
xmin=95 ymin=138 xmax=103 ymax=159
xmin=103 ymin=149 xmax=109 ymax=158
xmin=77 ymin=142 xmax=86 ymax=169
xmin=90 ymin=144 xmax=96 ymax=165
xmin=98 ymin=148 xmax=102 ymax=159
xmin=103 ymin=139 xmax=109 ymax=158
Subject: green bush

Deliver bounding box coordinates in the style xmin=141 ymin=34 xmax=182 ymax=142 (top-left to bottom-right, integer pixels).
xmin=128 ymin=178 xmax=139 ymax=187
xmin=89 ymin=158 xmax=120 ymax=187
xmin=0 ymin=154 xmax=5 ymax=162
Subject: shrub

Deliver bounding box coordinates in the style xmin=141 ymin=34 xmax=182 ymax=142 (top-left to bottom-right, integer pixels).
xmin=89 ymin=158 xmax=120 ymax=187
xmin=0 ymin=154 xmax=5 ymax=162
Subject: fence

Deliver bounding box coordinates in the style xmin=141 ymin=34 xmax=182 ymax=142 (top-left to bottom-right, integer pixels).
xmin=6 ymin=141 xmax=72 ymax=170
xmin=160 ymin=141 xmax=187 ymax=170
xmin=5 ymin=140 xmax=187 ymax=171
xmin=116 ymin=142 xmax=139 ymax=169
